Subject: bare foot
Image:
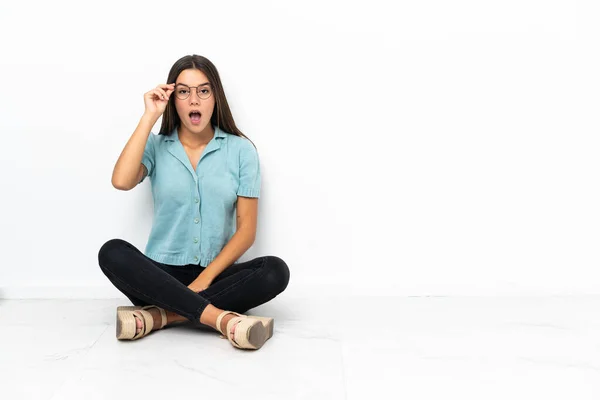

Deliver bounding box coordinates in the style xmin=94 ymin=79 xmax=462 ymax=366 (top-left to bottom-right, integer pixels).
xmin=133 ymin=307 xmax=163 ymax=335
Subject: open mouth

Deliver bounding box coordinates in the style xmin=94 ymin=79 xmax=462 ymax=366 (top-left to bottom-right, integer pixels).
xmin=189 ymin=111 xmax=201 ymax=124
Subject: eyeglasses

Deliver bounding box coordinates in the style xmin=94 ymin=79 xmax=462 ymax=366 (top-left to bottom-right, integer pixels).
xmin=174 ymin=83 xmax=213 ymax=100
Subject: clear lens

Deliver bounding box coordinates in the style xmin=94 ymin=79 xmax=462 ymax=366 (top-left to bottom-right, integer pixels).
xmin=198 ymin=86 xmax=212 ymax=99
xmin=175 ymin=85 xmax=191 ymax=100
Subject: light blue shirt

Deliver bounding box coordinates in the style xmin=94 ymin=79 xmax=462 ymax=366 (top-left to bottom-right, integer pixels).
xmin=139 ymin=124 xmax=261 ymax=266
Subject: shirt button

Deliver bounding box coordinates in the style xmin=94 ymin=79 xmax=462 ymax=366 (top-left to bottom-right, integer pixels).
xmin=193 ymin=256 xmax=198 ymax=262
xmin=195 ymin=198 xmax=199 ymax=203
xmin=194 ymin=218 xmax=199 ymax=224
xmin=193 ymin=237 xmax=198 ymax=243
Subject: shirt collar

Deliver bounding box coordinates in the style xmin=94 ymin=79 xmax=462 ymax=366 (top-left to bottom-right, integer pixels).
xmin=165 ymin=125 xmax=227 ymax=142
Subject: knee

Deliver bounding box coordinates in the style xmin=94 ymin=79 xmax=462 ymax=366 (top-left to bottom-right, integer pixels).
xmin=97 ymin=238 xmax=129 ymax=272
xmin=262 ymin=256 xmax=290 ymax=294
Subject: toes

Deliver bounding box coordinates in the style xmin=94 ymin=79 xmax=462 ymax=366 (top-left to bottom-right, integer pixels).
xmin=134 ymin=315 xmax=142 ymax=333
xmin=230 ymin=319 xmax=240 ymax=337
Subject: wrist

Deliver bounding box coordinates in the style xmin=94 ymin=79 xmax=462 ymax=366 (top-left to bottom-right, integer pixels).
xmin=199 ymin=270 xmax=217 ymax=283
xmin=141 ymin=112 xmax=160 ymax=125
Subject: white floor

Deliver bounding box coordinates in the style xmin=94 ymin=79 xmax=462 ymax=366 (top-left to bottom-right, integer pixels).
xmin=1 ymin=295 xmax=600 ymax=399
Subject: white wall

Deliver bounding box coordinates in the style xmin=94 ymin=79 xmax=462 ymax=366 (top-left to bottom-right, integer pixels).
xmin=0 ymin=0 xmax=598 ymax=298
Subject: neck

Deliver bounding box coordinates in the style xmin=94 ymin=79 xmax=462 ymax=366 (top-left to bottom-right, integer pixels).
xmin=178 ymin=124 xmax=215 ymax=148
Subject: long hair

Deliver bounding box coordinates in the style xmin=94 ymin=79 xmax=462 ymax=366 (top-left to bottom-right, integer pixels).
xmin=158 ymin=55 xmax=255 ymax=148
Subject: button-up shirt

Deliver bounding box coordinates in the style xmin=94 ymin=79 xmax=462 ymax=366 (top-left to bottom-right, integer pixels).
xmin=139 ymin=124 xmax=261 ymax=266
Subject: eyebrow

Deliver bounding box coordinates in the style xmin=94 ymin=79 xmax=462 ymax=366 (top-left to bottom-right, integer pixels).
xmin=175 ymin=82 xmax=210 ymax=87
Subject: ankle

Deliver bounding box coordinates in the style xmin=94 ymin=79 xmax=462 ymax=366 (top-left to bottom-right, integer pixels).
xmin=219 ymin=314 xmax=236 ymax=334
xmin=145 ymin=308 xmax=163 ymax=329
xmin=164 ymin=310 xmax=187 ymax=325
xmin=199 ymin=304 xmax=222 ymax=329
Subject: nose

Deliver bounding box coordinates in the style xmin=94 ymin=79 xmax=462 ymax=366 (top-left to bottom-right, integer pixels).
xmin=189 ymin=89 xmax=202 ymax=105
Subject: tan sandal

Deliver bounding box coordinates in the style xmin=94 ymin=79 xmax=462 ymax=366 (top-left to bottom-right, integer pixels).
xmin=217 ymin=315 xmax=274 ymax=341
xmin=117 ymin=305 xmax=141 ymax=312
xmin=116 ymin=305 xmax=167 ymax=340
xmin=215 ymin=311 xmax=268 ymax=350
xmin=248 ymin=315 xmax=274 ymax=340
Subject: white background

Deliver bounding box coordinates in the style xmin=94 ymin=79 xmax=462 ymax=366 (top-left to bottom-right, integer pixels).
xmin=0 ymin=0 xmax=598 ymax=298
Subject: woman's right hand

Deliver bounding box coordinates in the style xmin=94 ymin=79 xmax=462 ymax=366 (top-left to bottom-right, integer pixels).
xmin=143 ymin=83 xmax=176 ymax=119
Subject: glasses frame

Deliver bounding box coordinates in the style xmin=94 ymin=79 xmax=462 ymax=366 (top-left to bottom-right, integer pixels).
xmin=174 ymin=83 xmax=213 ymax=100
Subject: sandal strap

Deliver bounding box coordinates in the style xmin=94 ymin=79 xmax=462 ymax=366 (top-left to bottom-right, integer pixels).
xmin=227 ymin=318 xmax=244 ymax=348
xmin=226 ymin=317 xmax=261 ymax=349
xmin=142 ymin=306 xmax=168 ymax=329
xmin=215 ymin=311 xmax=242 ymax=336
xmin=131 ymin=309 xmax=153 ymax=339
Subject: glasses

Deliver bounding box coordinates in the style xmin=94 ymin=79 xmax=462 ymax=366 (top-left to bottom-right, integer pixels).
xmin=174 ymin=83 xmax=213 ymax=100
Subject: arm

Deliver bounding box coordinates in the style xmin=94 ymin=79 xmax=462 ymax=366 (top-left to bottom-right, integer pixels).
xmin=111 ymin=114 xmax=157 ymax=190
xmin=188 ymin=196 xmax=258 ymax=291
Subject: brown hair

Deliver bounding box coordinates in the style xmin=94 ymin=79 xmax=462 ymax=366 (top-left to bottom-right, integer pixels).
xmin=158 ymin=55 xmax=255 ymax=148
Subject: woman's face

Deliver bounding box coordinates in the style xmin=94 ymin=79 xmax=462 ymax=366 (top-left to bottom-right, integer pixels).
xmin=174 ymin=68 xmax=215 ymax=135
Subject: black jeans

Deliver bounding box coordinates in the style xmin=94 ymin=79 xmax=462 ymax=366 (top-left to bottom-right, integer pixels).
xmin=97 ymin=239 xmax=290 ymax=324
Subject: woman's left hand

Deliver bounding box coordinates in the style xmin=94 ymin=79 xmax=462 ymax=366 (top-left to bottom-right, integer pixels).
xmin=188 ymin=274 xmax=214 ymax=293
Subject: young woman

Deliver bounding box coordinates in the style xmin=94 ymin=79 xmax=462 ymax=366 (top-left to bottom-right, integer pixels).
xmin=97 ymin=55 xmax=290 ymax=350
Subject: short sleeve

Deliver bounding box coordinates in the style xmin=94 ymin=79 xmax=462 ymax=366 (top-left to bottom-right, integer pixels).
xmin=139 ymin=133 xmax=155 ymax=184
xmin=237 ymin=139 xmax=261 ymax=198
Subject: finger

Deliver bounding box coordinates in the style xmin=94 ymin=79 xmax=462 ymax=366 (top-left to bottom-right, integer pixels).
xmin=153 ymin=89 xmax=167 ymax=101
xmin=150 ymin=89 xmax=161 ymax=100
